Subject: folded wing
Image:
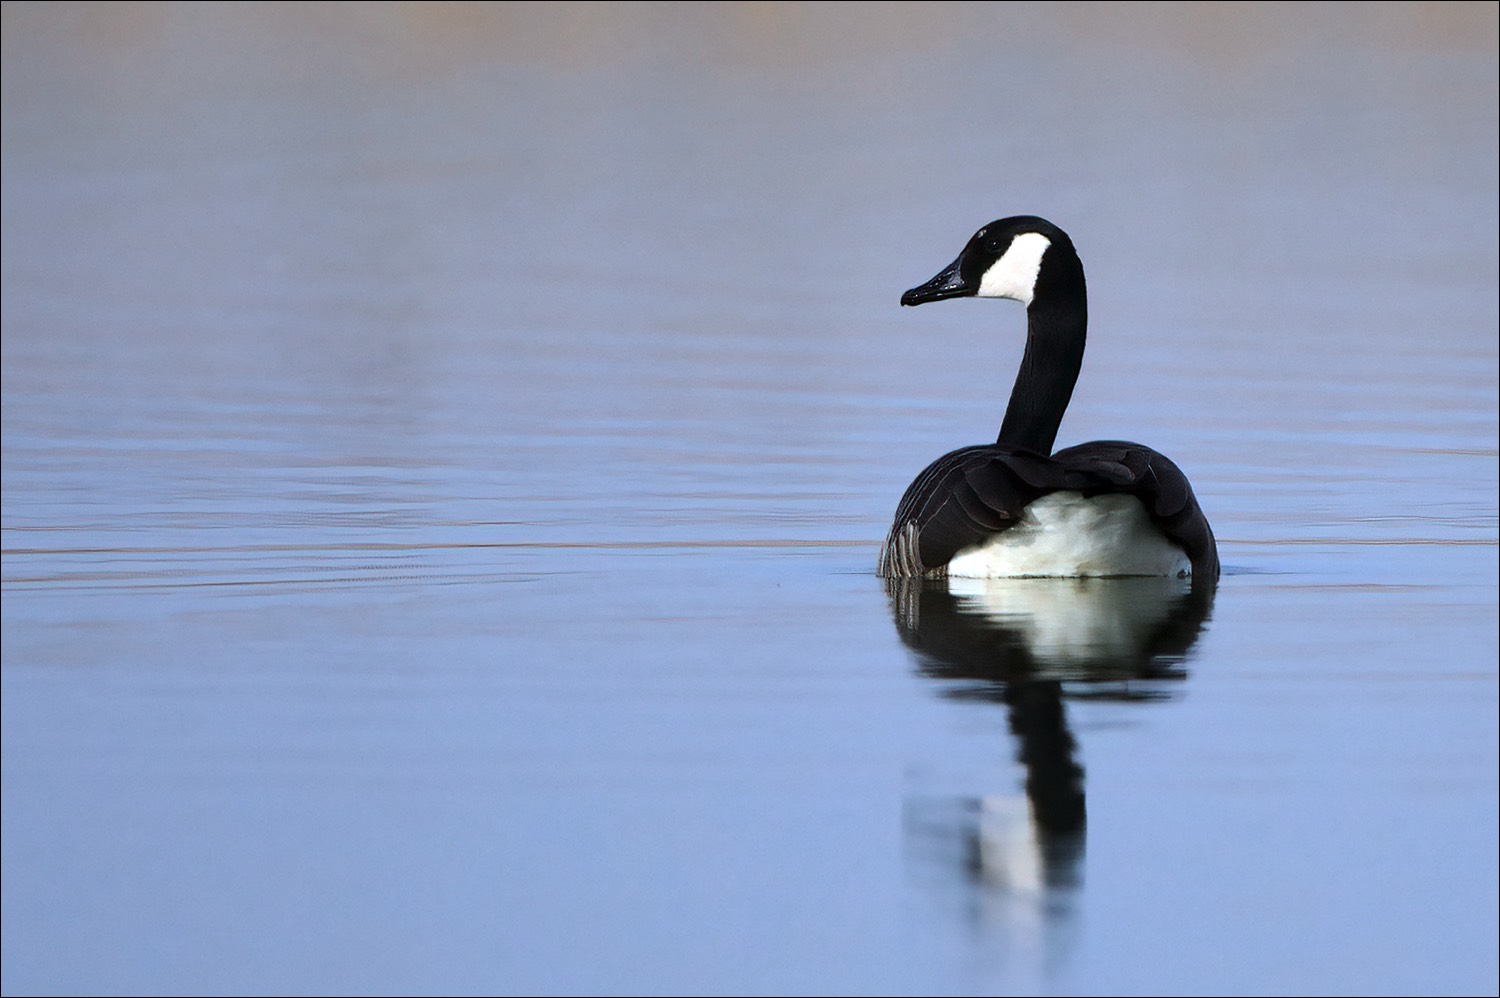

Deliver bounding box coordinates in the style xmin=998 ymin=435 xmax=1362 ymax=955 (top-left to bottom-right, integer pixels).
xmin=878 ymin=440 xmax=1219 ymax=583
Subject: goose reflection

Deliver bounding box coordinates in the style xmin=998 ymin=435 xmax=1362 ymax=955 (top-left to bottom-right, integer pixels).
xmin=893 ymin=575 xmax=1214 ymax=912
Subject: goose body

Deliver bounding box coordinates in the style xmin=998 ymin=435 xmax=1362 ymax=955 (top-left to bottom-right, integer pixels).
xmin=877 ymin=216 xmax=1219 ymax=586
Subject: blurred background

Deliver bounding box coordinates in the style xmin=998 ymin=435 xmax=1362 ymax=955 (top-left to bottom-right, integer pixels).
xmin=3 ymin=3 xmax=1497 ymax=996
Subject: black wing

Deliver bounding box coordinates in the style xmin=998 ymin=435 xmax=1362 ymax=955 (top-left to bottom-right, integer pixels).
xmin=877 ymin=440 xmax=1219 ymax=584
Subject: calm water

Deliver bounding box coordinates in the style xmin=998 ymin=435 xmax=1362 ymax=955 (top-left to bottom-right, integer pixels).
xmin=3 ymin=4 xmax=1497 ymax=995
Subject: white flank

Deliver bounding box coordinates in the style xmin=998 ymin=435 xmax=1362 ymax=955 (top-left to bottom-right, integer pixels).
xmin=977 ymin=231 xmax=1050 ymax=305
xmin=944 ymin=491 xmax=1190 ymax=579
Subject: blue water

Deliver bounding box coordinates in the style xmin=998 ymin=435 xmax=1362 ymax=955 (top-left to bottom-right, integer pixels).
xmin=4 ymin=4 xmax=1497 ymax=995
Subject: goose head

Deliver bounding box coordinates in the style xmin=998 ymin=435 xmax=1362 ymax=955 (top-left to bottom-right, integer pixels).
xmin=901 ymin=215 xmax=1080 ymax=309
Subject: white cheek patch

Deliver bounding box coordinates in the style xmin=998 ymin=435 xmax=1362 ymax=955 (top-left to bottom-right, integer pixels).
xmin=977 ymin=232 xmax=1051 ymax=305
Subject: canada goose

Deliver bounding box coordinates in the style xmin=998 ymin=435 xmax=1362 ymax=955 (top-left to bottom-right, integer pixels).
xmin=877 ymin=216 xmax=1219 ymax=586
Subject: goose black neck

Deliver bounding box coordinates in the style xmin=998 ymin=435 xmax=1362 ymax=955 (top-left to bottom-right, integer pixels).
xmin=996 ymin=262 xmax=1087 ymax=455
